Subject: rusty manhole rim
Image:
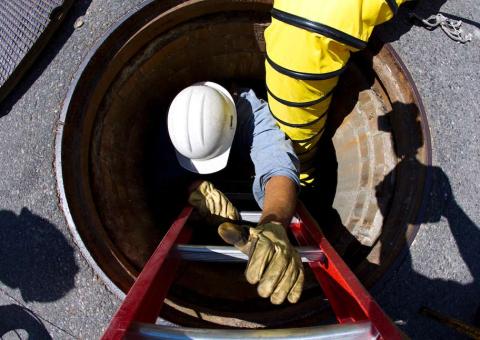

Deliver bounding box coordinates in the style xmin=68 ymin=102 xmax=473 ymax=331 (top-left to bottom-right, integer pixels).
xmin=54 ymin=0 xmax=432 ymax=325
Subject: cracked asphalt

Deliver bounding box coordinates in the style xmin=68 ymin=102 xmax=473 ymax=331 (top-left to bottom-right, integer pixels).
xmin=0 ymin=0 xmax=478 ymax=339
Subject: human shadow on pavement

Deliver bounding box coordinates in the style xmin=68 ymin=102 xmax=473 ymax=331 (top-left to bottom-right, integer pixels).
xmin=0 ymin=208 xmax=79 ymax=302
xmin=0 ymin=304 xmax=52 ymax=340
xmin=371 ymin=103 xmax=480 ymax=339
xmin=307 ymin=0 xmax=453 ymax=266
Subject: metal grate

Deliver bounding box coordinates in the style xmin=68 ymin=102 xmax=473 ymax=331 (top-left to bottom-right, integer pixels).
xmin=0 ymin=0 xmax=72 ymax=102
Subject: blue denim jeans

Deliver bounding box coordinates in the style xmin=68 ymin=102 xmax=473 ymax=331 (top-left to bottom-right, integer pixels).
xmin=234 ymin=89 xmax=300 ymax=208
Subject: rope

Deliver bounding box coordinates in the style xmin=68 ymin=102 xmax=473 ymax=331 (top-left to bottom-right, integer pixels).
xmin=410 ymin=13 xmax=472 ymax=44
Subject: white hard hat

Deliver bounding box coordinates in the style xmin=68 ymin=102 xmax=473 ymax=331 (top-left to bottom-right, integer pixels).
xmin=167 ymin=82 xmax=237 ymax=174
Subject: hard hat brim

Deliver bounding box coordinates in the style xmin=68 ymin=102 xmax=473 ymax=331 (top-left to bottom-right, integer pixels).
xmin=175 ymin=146 xmax=231 ymax=174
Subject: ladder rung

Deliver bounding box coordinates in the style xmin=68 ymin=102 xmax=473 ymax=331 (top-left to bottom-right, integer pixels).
xmin=173 ymin=245 xmax=325 ymax=263
xmin=239 ymin=211 xmax=300 ymax=224
xmin=128 ymin=321 xmax=377 ymax=339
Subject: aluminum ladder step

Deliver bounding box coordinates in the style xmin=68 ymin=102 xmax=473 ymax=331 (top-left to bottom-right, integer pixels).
xmin=128 ymin=321 xmax=377 ymax=339
xmin=174 ymin=245 xmax=325 ymax=263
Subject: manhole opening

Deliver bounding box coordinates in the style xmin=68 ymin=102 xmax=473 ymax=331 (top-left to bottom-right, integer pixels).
xmin=57 ymin=0 xmax=431 ymax=328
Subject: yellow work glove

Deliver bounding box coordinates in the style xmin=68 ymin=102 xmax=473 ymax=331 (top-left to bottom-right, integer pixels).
xmin=188 ymin=181 xmax=239 ymax=226
xmin=218 ymin=222 xmax=304 ymax=305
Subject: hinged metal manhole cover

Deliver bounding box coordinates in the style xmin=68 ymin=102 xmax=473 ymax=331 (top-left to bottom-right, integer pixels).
xmin=0 ymin=0 xmax=73 ymax=103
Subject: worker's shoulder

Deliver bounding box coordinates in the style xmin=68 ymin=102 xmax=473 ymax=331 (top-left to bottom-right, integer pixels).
xmin=235 ymin=88 xmax=269 ymax=120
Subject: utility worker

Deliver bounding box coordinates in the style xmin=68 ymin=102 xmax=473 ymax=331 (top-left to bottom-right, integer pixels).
xmin=167 ymin=82 xmax=304 ymax=305
xmin=265 ymin=0 xmax=410 ymax=186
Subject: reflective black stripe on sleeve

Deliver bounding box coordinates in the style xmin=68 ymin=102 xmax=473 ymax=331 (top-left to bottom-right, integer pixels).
xmin=267 ymin=86 xmax=334 ymax=108
xmin=269 ymin=103 xmax=328 ymax=128
xmin=296 ymin=147 xmax=317 ymax=157
xmin=290 ymin=125 xmax=326 ymax=143
xmin=300 ymin=165 xmax=316 ymax=173
xmin=271 ymin=8 xmax=367 ymax=50
xmin=384 ymin=0 xmax=398 ymax=14
xmin=293 ymin=139 xmax=320 ymax=156
xmin=266 ymin=54 xmax=346 ymax=81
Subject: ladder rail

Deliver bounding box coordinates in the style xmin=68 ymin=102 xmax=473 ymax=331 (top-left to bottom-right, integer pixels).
xmin=292 ymin=202 xmax=403 ymax=339
xmin=101 ymin=206 xmax=194 ymax=340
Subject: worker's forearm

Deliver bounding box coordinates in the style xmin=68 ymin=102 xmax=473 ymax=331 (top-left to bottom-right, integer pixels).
xmin=259 ymin=176 xmax=297 ymax=229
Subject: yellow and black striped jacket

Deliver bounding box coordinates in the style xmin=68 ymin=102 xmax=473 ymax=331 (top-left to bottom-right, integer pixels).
xmin=265 ymin=0 xmax=408 ymax=185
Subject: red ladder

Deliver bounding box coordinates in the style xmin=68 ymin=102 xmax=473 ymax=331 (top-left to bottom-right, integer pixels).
xmin=102 ymin=202 xmax=403 ymax=339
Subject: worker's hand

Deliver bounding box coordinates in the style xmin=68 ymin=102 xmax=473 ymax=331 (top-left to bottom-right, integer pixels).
xmin=188 ymin=181 xmax=239 ymax=226
xmin=218 ymin=222 xmax=304 ymax=305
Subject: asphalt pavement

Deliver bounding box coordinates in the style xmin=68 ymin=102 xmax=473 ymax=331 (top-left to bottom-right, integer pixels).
xmin=0 ymin=0 xmax=478 ymax=339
